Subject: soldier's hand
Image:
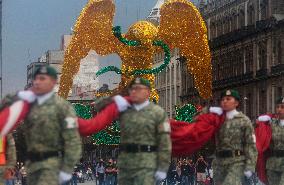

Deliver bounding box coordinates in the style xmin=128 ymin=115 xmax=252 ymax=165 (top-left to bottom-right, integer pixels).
xmin=113 ymin=95 xmax=130 ymax=112
xmin=244 ymin=170 xmax=252 ymax=178
xmin=17 ymin=90 xmax=36 ymax=103
xmin=209 ymin=107 xmax=223 ymax=116
xmin=257 ymin=115 xmax=272 ymax=122
xmin=59 ymin=171 xmax=72 ymax=185
xmin=154 ymin=170 xmax=167 ymax=182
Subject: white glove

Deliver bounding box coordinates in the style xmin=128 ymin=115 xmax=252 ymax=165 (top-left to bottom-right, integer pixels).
xmin=113 ymin=95 xmax=130 ymax=112
xmin=17 ymin=90 xmax=36 ymax=103
xmin=59 ymin=171 xmax=72 ymax=184
xmin=209 ymin=107 xmax=223 ymax=116
xmin=257 ymin=115 xmax=271 ymax=122
xmin=244 ymin=170 xmax=253 ymax=178
xmin=154 ymin=170 xmax=167 ymax=182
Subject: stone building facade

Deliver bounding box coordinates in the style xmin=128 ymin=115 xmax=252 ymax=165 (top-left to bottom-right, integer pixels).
xmin=153 ymin=48 xmax=182 ymax=118
xmin=180 ymin=0 xmax=284 ymax=120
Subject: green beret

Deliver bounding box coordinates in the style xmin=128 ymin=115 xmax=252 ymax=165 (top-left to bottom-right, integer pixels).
xmin=129 ymin=77 xmax=151 ymax=88
xmin=220 ymin=89 xmax=240 ymax=101
xmin=34 ymin=65 xmax=57 ymax=79
xmin=276 ymin=97 xmax=284 ymax=104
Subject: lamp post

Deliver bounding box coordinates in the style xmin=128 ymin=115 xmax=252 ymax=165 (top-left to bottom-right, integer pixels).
xmin=243 ymin=96 xmax=248 ymax=115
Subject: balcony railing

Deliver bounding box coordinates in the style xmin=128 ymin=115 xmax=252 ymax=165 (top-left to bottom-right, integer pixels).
xmin=210 ymin=18 xmax=279 ymax=49
xmin=271 ymin=64 xmax=284 ymax=76
xmin=210 ymin=25 xmax=255 ymax=49
xmin=255 ymin=68 xmax=268 ymax=78
xmin=213 ymin=72 xmax=254 ymax=88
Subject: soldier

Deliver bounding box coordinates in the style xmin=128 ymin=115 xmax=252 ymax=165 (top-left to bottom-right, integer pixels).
xmin=0 ymin=65 xmax=82 ymax=185
xmin=115 ymin=77 xmax=171 ymax=185
xmin=213 ymin=89 xmax=257 ymax=185
xmin=0 ymin=133 xmax=16 ymax=184
xmin=257 ymin=97 xmax=284 ymax=185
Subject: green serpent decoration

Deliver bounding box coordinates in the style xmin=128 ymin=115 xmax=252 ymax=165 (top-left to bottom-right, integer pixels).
xmin=95 ymin=26 xmax=171 ymax=77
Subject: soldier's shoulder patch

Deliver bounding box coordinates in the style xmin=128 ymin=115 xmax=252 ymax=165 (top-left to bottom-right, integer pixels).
xmin=159 ymin=120 xmax=171 ymax=133
xmin=252 ymin=134 xmax=256 ymax=143
xmin=65 ymin=117 xmax=78 ymax=129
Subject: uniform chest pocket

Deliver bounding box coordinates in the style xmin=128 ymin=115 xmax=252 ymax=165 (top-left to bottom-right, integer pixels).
xmin=28 ymin=106 xmax=61 ymax=131
xmin=273 ymin=126 xmax=284 ymax=143
xmin=222 ymin=122 xmax=244 ymax=142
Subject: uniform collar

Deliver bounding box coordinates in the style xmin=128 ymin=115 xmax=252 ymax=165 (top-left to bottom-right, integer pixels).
xmin=37 ymin=91 xmax=54 ymax=105
xmin=226 ymin=109 xmax=239 ymax=119
xmin=133 ymin=100 xmax=150 ymax=111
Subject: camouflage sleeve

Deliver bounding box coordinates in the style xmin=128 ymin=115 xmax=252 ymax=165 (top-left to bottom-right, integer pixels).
xmin=6 ymin=133 xmax=16 ymax=168
xmin=0 ymin=93 xmax=19 ymax=112
xmin=61 ymin=102 xmax=82 ymax=174
xmin=93 ymin=96 xmax=113 ymax=112
xmin=243 ymin=118 xmax=257 ymax=172
xmin=156 ymin=110 xmax=171 ymax=172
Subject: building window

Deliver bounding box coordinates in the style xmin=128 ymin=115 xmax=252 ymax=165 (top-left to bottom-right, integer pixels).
xmin=278 ymin=87 xmax=283 ymax=98
xmin=217 ymin=22 xmax=222 ymax=36
xmin=260 ymin=0 xmax=268 ymax=20
xmin=259 ymin=89 xmax=267 ymax=114
xmin=230 ymin=15 xmax=237 ymax=31
xmin=245 ymin=45 xmax=253 ymax=73
xmin=278 ymin=40 xmax=283 ymax=64
xmin=238 ymin=9 xmax=245 ymax=28
xmin=210 ymin=23 xmax=216 ymax=39
xmin=258 ymin=40 xmax=267 ymax=69
xmin=247 ymin=6 xmax=255 ymax=25
xmin=224 ymin=18 xmax=230 ymax=33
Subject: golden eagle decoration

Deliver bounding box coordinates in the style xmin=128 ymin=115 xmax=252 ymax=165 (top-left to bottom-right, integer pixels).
xmin=58 ymin=0 xmax=212 ymax=101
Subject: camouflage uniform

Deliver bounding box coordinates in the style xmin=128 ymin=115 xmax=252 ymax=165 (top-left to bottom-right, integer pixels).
xmin=118 ymin=102 xmax=171 ymax=185
xmin=266 ymin=118 xmax=284 ymax=185
xmin=0 ymin=133 xmax=16 ymax=185
xmin=213 ymin=112 xmax=257 ymax=185
xmin=0 ymin=94 xmax=82 ymax=185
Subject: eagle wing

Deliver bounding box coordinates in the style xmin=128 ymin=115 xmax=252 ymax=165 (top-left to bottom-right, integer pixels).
xmin=59 ymin=0 xmax=121 ymax=98
xmin=158 ymin=0 xmax=212 ymax=99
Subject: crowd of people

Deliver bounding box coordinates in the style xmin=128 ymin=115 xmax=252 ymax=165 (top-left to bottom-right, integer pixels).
xmin=65 ymin=158 xmax=118 ymax=185
xmin=165 ymin=156 xmax=213 ymax=185
xmin=3 ymin=162 xmax=27 ymax=185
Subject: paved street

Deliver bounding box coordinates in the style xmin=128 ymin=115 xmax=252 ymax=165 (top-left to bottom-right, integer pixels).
xmin=78 ymin=181 xmax=96 ymax=185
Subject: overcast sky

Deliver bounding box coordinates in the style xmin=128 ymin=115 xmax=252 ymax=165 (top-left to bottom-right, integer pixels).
xmin=2 ymin=0 xmax=198 ymax=95
xmin=2 ymin=0 xmax=158 ymax=95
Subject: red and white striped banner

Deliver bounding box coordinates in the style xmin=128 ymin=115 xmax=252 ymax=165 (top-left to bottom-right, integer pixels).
xmin=0 ymin=100 xmax=30 ymax=136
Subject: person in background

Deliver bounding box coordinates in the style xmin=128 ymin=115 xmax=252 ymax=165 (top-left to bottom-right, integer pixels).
xmin=0 ymin=133 xmax=16 ymax=185
xmin=105 ymin=159 xmax=115 ymax=185
xmin=188 ymin=159 xmax=196 ymax=185
xmin=112 ymin=160 xmax=118 ymax=185
xmin=195 ymin=156 xmax=208 ymax=185
xmin=181 ymin=159 xmax=190 ymax=185
xmin=96 ymin=159 xmax=105 ymax=185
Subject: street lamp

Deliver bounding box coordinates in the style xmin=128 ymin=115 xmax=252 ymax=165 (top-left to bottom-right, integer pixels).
xmin=243 ymin=96 xmax=248 ymax=115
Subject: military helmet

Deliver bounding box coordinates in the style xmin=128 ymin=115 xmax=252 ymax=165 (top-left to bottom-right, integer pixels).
xmin=220 ymin=89 xmax=240 ymax=101
xmin=129 ymin=77 xmax=151 ymax=89
xmin=33 ymin=65 xmax=58 ymax=79
xmin=276 ymin=97 xmax=284 ymax=104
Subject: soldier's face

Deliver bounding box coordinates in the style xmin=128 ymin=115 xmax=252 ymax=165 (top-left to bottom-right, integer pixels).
xmin=32 ymin=74 xmax=57 ymax=95
xmin=129 ymin=84 xmax=150 ymax=104
xmin=220 ymin=96 xmax=239 ymax=111
xmin=276 ymin=104 xmax=284 ymax=118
